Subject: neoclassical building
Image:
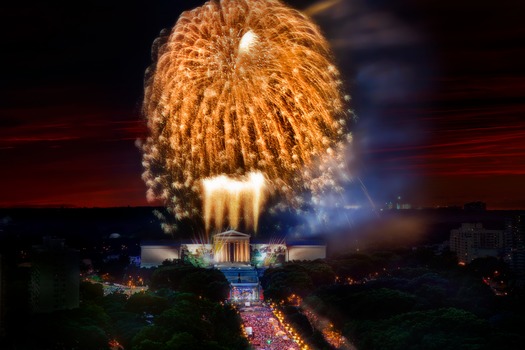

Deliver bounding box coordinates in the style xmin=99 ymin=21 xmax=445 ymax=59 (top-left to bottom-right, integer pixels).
xmin=140 ymin=230 xmax=326 ymax=301
xmin=140 ymin=230 xmax=326 ymax=268
xmin=213 ymin=230 xmax=251 ymax=263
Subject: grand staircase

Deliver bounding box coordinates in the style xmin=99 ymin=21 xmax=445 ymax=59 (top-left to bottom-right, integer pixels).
xmin=218 ymin=265 xmax=262 ymax=301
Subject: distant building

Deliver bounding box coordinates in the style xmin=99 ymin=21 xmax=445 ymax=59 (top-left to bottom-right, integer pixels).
xmin=449 ymin=223 xmax=505 ymax=264
xmin=384 ymin=196 xmax=412 ymax=210
xmin=504 ymin=214 xmax=525 ymax=286
xmin=464 ymin=201 xmax=487 ymax=211
xmin=30 ymin=237 xmax=79 ymax=313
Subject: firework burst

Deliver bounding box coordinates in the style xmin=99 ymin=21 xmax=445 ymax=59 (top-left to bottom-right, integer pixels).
xmin=140 ymin=0 xmax=352 ymax=233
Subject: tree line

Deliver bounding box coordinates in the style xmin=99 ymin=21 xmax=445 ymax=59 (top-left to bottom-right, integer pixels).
xmin=260 ymin=248 xmax=525 ymax=350
xmin=2 ymin=262 xmax=248 ymax=350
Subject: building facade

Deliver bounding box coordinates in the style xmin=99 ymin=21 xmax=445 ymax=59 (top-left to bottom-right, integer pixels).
xmin=213 ymin=231 xmax=251 ymax=264
xmin=30 ymin=237 xmax=79 ymax=313
xmin=504 ymin=214 xmax=525 ymax=286
xmin=449 ymin=223 xmax=505 ymax=264
xmin=140 ymin=231 xmax=327 ymax=267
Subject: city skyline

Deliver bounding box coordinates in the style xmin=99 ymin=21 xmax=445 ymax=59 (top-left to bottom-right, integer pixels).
xmin=1 ymin=0 xmax=524 ymax=209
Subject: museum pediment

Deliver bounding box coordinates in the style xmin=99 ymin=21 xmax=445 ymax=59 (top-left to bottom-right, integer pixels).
xmin=213 ymin=230 xmax=251 ymax=239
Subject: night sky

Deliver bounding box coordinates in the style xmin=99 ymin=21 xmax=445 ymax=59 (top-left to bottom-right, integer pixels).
xmin=1 ymin=0 xmax=524 ymax=209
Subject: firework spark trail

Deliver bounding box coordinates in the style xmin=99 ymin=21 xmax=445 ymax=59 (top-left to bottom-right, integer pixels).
xmin=202 ymin=171 xmax=265 ymax=233
xmin=140 ymin=0 xmax=352 ymax=235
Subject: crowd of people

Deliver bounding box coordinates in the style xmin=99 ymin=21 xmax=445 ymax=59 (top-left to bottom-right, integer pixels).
xmin=239 ymin=303 xmax=300 ymax=350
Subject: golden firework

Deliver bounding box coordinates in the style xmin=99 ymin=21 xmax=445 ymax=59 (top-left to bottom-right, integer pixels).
xmin=140 ymin=0 xmax=351 ymax=233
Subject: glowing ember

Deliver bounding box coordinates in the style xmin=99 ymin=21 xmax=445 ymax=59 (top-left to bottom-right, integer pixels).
xmin=238 ymin=30 xmax=258 ymax=56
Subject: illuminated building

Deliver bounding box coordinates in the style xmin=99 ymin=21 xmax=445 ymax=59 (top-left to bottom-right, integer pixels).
xmin=139 ymin=231 xmax=326 ymax=302
xmin=214 ymin=231 xmax=251 ymax=264
xmin=140 ymin=231 xmax=326 ymax=268
xmin=30 ymin=237 xmax=79 ymax=313
xmin=449 ymin=223 xmax=505 ymax=264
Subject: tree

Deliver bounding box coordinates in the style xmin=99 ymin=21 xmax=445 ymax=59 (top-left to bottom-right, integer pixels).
xmin=179 ymin=269 xmax=229 ymax=301
xmin=261 ymin=264 xmax=314 ymax=301
xmin=299 ymin=260 xmax=336 ymax=286
xmin=80 ymin=281 xmax=104 ymax=302
xmin=131 ymin=293 xmax=248 ymax=350
xmin=361 ymin=308 xmax=490 ymax=350
xmin=126 ymin=291 xmax=170 ymax=315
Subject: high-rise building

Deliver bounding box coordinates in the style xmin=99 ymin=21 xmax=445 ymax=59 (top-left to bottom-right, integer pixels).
xmin=504 ymin=214 xmax=525 ymax=286
xmin=30 ymin=237 xmax=79 ymax=313
xmin=450 ymin=223 xmax=505 ymax=264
